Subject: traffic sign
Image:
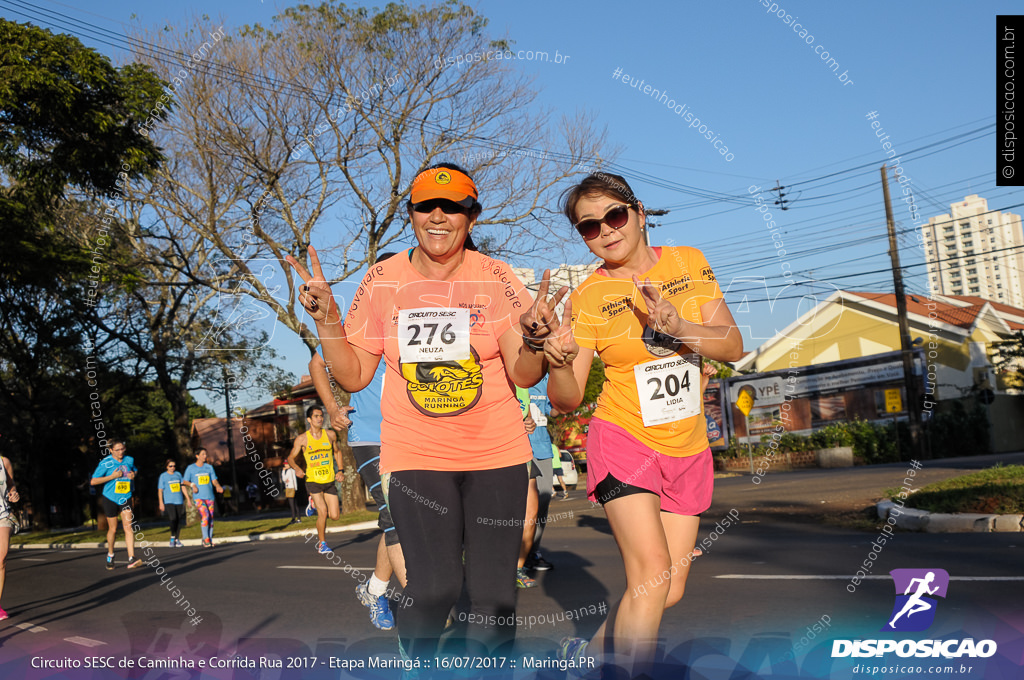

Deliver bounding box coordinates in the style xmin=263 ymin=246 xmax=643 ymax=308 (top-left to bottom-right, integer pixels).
xmin=736 ymin=386 xmax=755 ymax=416
xmin=884 ymin=388 xmax=902 ymax=413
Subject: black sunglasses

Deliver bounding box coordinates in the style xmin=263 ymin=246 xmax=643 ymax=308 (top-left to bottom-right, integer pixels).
xmin=412 ymin=199 xmax=469 ymax=215
xmin=574 ymin=204 xmax=634 ymax=241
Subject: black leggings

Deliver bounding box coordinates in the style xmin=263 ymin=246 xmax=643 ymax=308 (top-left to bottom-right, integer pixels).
xmin=388 ymin=464 xmax=527 ymax=658
xmin=165 ymin=503 xmax=184 ymax=538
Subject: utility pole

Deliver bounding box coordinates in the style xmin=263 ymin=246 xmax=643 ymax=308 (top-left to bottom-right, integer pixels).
xmin=643 ymin=208 xmax=670 ymax=245
xmin=222 ymin=366 xmax=240 ymax=497
xmin=880 ymin=165 xmax=924 ymax=459
xmin=771 ymin=181 xmax=789 ymax=210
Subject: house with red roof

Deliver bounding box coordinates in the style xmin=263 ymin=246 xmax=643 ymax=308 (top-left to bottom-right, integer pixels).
xmin=733 ymin=291 xmax=1024 ymax=451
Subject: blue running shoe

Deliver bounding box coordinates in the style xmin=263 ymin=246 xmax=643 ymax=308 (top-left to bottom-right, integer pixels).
xmin=557 ymin=636 xmax=591 ymax=669
xmin=306 ymin=500 xmax=317 ymax=517
xmin=317 ymin=541 xmax=331 ymax=554
xmin=516 ymin=567 xmax=536 ymax=588
xmin=356 ymin=582 xmax=395 ymax=630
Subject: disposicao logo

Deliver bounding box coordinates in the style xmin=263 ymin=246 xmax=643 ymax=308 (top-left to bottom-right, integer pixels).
xmin=883 ymin=568 xmax=949 ymax=632
xmin=831 ymin=568 xmax=998 ymax=660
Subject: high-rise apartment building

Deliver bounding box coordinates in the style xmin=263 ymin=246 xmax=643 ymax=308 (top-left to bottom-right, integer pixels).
xmin=921 ymin=195 xmax=1024 ymax=307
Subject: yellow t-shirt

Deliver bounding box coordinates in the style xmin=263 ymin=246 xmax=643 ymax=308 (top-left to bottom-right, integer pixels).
xmin=571 ymin=246 xmax=722 ymax=457
xmin=303 ymin=429 xmax=336 ymax=484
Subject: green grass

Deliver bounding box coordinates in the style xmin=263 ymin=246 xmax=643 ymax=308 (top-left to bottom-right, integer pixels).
xmin=12 ymin=510 xmax=379 ymax=546
xmin=885 ymin=465 xmax=1024 ymax=514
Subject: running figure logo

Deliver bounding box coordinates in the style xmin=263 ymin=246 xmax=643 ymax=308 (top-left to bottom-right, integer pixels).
xmin=882 ymin=568 xmax=950 ymax=632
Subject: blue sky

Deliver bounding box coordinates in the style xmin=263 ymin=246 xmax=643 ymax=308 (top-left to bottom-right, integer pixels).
xmin=5 ymin=0 xmax=1016 ymax=412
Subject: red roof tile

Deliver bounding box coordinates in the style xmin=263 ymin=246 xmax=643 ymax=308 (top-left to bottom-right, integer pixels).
xmin=846 ymin=291 xmax=984 ymax=328
xmin=940 ymin=295 xmax=1024 ymax=319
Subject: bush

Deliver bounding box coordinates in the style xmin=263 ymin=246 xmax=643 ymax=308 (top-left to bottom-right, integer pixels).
xmin=752 ymin=418 xmax=901 ymax=465
xmin=726 ymin=402 xmax=989 ymax=466
xmin=723 ymin=436 xmax=746 ymax=458
xmin=778 ymin=432 xmax=811 ymax=453
xmin=848 ymin=418 xmax=901 ymax=465
xmin=927 ymin=402 xmax=990 ymax=459
xmin=808 ymin=423 xmax=853 ymax=449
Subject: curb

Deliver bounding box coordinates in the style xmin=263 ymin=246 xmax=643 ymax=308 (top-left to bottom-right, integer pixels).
xmin=876 ymin=500 xmax=1023 ymax=533
xmin=12 ymin=520 xmax=380 ymax=550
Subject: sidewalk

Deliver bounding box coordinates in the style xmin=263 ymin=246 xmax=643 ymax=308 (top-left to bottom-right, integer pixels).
xmin=12 ymin=518 xmax=380 ymax=550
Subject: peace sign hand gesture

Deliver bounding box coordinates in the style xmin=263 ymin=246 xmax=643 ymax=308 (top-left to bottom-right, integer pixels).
xmin=521 ymin=269 xmax=569 ymax=340
xmin=544 ymin=298 xmax=579 ymax=369
xmin=285 ymin=246 xmax=341 ymax=325
xmin=633 ymin=275 xmax=683 ymax=338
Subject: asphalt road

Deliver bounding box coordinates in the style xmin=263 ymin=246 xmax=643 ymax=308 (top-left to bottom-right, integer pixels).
xmin=3 ymin=455 xmax=1022 ymax=679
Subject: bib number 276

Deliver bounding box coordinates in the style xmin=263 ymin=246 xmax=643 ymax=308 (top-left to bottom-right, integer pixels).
xmin=398 ymin=308 xmax=471 ymax=363
xmin=406 ymin=322 xmax=457 ymax=346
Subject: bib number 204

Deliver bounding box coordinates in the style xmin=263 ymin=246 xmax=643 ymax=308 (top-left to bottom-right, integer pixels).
xmin=647 ymin=371 xmax=691 ymax=400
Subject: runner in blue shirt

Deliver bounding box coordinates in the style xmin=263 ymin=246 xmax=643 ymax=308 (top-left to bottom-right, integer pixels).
xmin=183 ymin=448 xmax=223 ymax=547
xmin=157 ymin=459 xmax=185 ymax=547
xmin=524 ymin=375 xmax=556 ymax=572
xmin=310 ymin=342 xmax=403 ymax=632
xmin=90 ymin=440 xmax=142 ymax=569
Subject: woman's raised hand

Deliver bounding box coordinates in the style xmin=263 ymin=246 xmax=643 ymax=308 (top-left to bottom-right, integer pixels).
xmin=544 ymin=298 xmax=579 ymax=368
xmin=633 ymin=274 xmax=682 ymax=338
xmin=285 ymin=246 xmax=341 ymax=325
xmin=521 ymin=269 xmax=569 ymax=340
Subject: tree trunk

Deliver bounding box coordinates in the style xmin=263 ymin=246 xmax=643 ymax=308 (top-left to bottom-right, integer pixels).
xmin=166 ymin=379 xmax=199 ymax=526
xmin=336 ymin=439 xmax=366 ymax=515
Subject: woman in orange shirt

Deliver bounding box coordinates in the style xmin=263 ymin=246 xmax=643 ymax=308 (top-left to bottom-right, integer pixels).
xmin=545 ymin=172 xmax=742 ymax=674
xmin=287 ymin=163 xmax=561 ymax=660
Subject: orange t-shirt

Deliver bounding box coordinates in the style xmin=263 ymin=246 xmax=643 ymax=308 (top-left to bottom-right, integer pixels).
xmin=571 ymin=246 xmax=723 ymax=457
xmin=344 ymin=249 xmax=533 ymax=473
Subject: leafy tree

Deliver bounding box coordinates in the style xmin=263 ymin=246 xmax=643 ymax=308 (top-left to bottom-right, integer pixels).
xmin=0 ymin=20 xmax=167 ymax=528
xmin=707 ymin=358 xmax=735 ymax=379
xmin=127 ymin=3 xmax=614 ymax=513
xmin=992 ymin=330 xmax=1024 ymax=391
xmin=128 ymin=2 xmax=614 ymax=350
xmin=0 ymin=19 xmax=166 ymax=285
xmin=548 ymin=356 xmax=605 ymax=448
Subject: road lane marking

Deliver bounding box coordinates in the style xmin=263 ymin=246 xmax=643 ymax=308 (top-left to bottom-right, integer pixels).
xmin=14 ymin=623 xmax=47 ymax=633
xmin=716 ymin=575 xmax=1024 ymax=581
xmin=277 ymin=566 xmax=374 ymax=571
xmin=65 ymin=636 xmax=106 ymax=647
xmin=20 ymin=558 xmax=46 ymax=562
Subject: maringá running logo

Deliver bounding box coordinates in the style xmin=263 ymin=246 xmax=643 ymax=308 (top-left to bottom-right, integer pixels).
xmin=401 ymin=347 xmax=483 ymax=417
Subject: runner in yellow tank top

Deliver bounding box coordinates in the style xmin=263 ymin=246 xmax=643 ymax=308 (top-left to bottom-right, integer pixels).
xmin=303 ymin=428 xmax=335 ymax=484
xmin=288 ymin=405 xmax=343 ymax=553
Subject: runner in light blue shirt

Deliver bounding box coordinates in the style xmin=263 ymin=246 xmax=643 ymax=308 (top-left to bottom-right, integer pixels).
xmin=183 ymin=449 xmax=223 ymax=547
xmin=89 ymin=440 xmax=142 ymax=569
xmin=157 ymin=459 xmax=185 ymax=547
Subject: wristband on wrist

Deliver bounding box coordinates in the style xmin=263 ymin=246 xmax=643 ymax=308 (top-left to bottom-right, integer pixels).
xmin=523 ymin=337 xmax=546 ymax=352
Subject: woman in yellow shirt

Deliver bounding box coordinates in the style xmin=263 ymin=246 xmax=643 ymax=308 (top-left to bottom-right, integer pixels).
xmin=545 ymin=172 xmax=742 ymax=674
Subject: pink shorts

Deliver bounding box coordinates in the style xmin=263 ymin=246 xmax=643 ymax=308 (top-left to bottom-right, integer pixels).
xmin=585 ymin=417 xmax=713 ymax=516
